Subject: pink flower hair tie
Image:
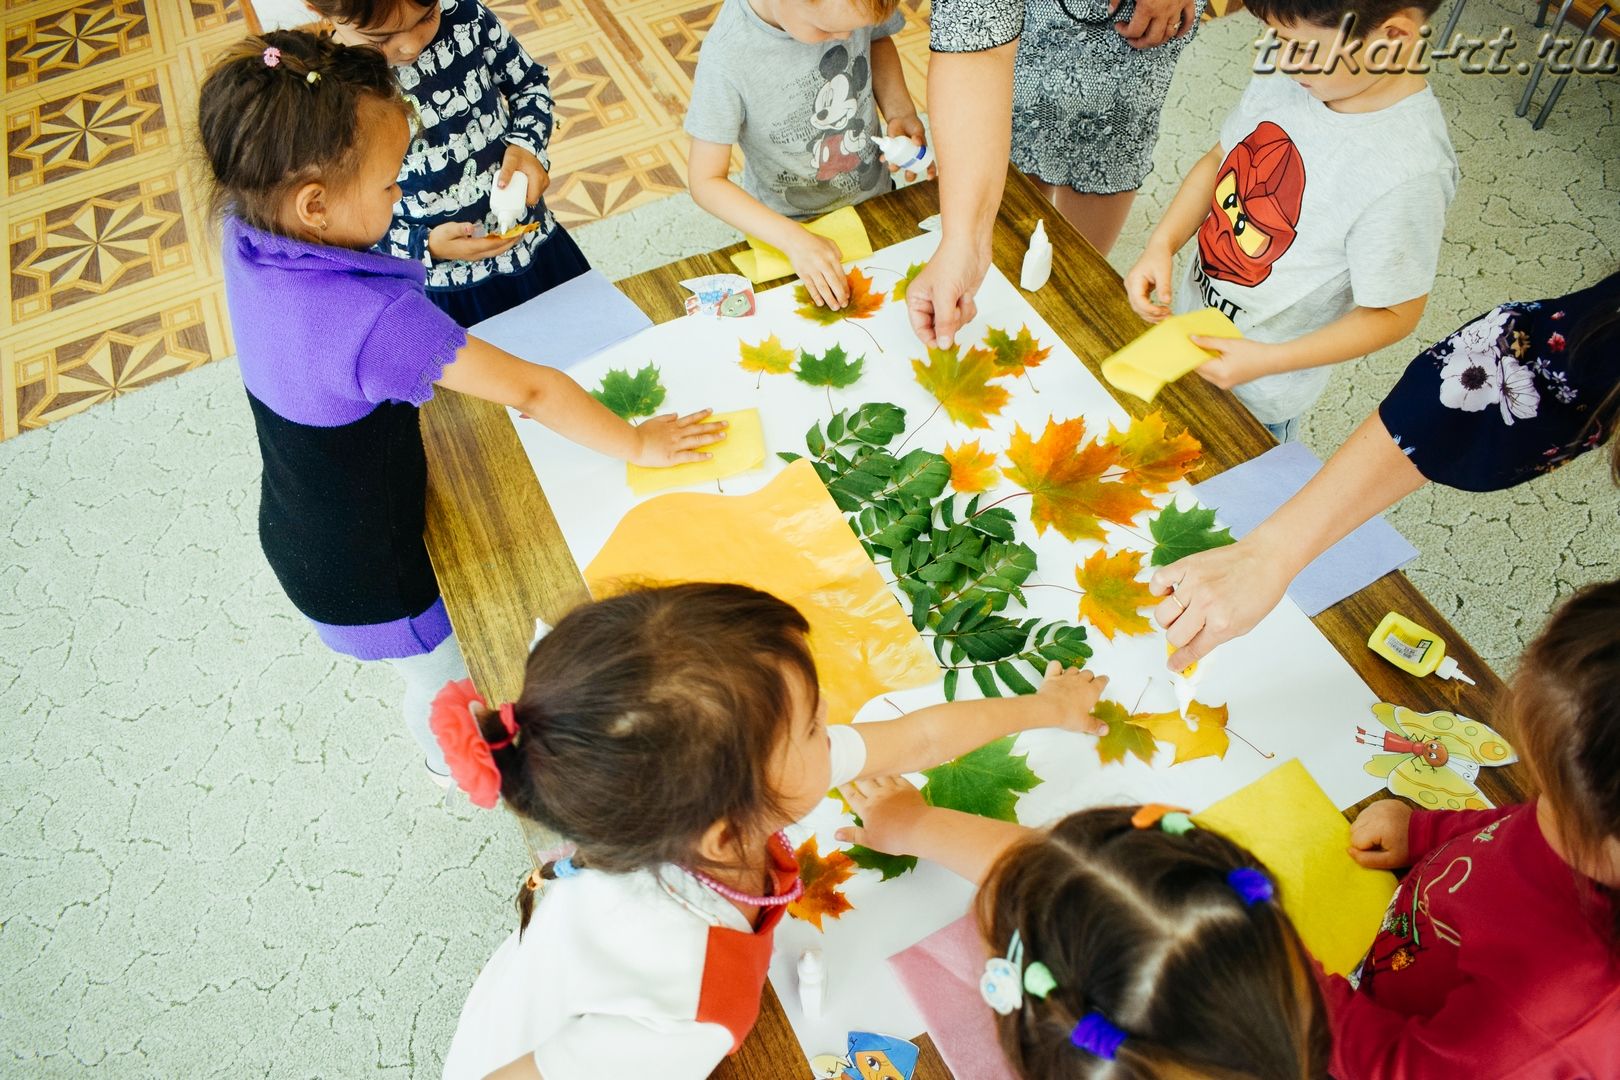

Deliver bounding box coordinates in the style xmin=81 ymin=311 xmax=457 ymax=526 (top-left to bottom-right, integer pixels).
xmin=262 ymin=46 xmax=281 ymax=68
xmin=428 ymin=679 xmax=518 ymax=809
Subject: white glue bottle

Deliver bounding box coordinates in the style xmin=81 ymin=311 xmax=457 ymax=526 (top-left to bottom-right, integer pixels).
xmin=1020 ymin=220 xmax=1052 ymax=291
xmin=488 ymin=170 xmax=529 ymax=235
xmin=797 ymin=948 xmax=827 ymax=1021
xmin=871 ymin=134 xmax=935 ymax=176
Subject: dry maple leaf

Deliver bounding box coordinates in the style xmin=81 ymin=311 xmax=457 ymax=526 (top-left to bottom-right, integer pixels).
xmin=738 ymin=334 xmax=796 ymax=379
xmin=943 ymin=440 xmax=1001 ymax=493
xmin=1091 ymin=701 xmax=1158 ymax=766
xmin=1001 ymin=417 xmax=1156 ymax=543
xmin=1075 ymin=549 xmax=1158 ymax=640
xmin=794 ymin=266 xmax=886 ymax=324
xmin=984 ymin=325 xmax=1053 ymax=377
xmin=912 ymin=345 xmax=1012 ymax=429
xmin=1107 ymin=412 xmax=1203 ymax=494
xmin=787 ymin=835 xmax=856 ymax=930
xmin=1135 ymin=700 xmax=1230 ymax=764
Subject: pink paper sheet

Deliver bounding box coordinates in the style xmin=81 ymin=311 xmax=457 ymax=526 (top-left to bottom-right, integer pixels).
xmin=887 ymin=914 xmax=1017 ymax=1080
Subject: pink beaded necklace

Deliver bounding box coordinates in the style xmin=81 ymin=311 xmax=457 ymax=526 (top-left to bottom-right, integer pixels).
xmin=684 ymin=831 xmax=804 ymax=908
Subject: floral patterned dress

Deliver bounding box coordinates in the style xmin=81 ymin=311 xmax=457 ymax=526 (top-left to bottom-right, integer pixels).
xmin=1378 ymin=272 xmax=1620 ymax=491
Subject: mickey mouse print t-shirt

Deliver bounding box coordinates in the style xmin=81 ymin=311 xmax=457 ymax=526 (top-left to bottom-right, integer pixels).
xmin=685 ymin=0 xmax=905 ymax=220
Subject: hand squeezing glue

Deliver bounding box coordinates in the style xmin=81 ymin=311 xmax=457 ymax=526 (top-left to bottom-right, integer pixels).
xmin=1367 ymin=611 xmax=1476 ymax=684
xmin=871 ymin=134 xmax=934 ymax=177
xmin=488 ymin=170 xmax=529 ymax=236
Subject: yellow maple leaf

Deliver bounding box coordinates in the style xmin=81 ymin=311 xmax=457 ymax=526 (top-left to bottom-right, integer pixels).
xmin=794 ymin=266 xmax=885 ymax=324
xmin=1001 ymin=417 xmax=1155 ymax=543
xmin=1107 ymin=412 xmax=1203 ymax=494
xmin=738 ymin=334 xmax=796 ymax=378
xmin=788 ymin=835 xmax=857 ymax=930
xmin=1136 ymin=700 xmax=1231 ymax=764
xmin=1075 ymin=549 xmax=1158 ymax=640
xmin=912 ymin=345 xmax=1012 ymax=429
xmin=943 ymin=440 xmax=1001 ymax=493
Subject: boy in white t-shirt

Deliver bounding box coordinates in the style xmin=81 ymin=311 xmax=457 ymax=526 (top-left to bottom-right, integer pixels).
xmin=1124 ymin=0 xmax=1458 ymax=442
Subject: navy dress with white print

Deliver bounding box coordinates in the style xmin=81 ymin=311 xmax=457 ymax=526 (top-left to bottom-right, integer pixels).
xmin=1379 ymin=271 xmax=1620 ymax=491
xmin=386 ymin=0 xmax=557 ymax=293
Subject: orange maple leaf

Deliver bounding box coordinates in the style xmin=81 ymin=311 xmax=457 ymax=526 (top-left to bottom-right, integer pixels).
xmin=787 ymin=835 xmax=856 ymax=930
xmin=1136 ymin=700 xmax=1230 ymax=764
xmin=1075 ymin=549 xmax=1158 ymax=640
xmin=912 ymin=345 xmax=1012 ymax=429
xmin=738 ymin=334 xmax=796 ymax=377
xmin=794 ymin=266 xmax=886 ymax=324
xmin=1107 ymin=412 xmax=1203 ymax=494
xmin=1001 ymin=417 xmax=1155 ymax=542
xmin=984 ymin=325 xmax=1053 ymax=377
xmin=943 ymin=440 xmax=1001 ymax=493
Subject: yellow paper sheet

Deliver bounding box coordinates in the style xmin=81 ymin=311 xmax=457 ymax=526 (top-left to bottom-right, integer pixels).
xmin=1193 ymin=759 xmax=1397 ymax=976
xmin=625 ymin=408 xmax=766 ymax=496
xmin=1101 ymin=308 xmax=1244 ymax=402
xmin=730 ymin=206 xmax=874 ymax=283
xmin=586 ymin=459 xmax=941 ymax=725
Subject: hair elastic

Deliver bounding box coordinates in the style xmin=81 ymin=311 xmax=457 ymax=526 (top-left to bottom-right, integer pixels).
xmin=551 ymin=856 xmax=581 ymax=879
xmin=485 ymin=702 xmax=519 ymax=751
xmin=1226 ymin=867 xmax=1275 ymax=905
xmin=1070 ymin=1012 xmax=1128 ymax=1060
xmin=524 ymin=867 xmax=544 ymax=891
xmin=305 ymin=69 xmax=321 ymax=84
xmin=262 ymin=46 xmax=282 ymax=68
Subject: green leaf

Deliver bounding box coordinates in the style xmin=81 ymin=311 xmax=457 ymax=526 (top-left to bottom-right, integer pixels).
xmin=922 ymin=736 xmax=1041 ymax=822
xmin=841 ymin=403 xmax=907 ymax=447
xmin=590 ymin=364 xmax=666 ymax=420
xmin=996 ymin=661 xmax=1038 ymax=696
xmin=795 ymin=345 xmax=865 ymax=389
xmin=972 ymin=664 xmax=1001 ymax=698
xmin=1148 ymin=502 xmax=1236 ymax=567
xmin=874 ymin=449 xmax=951 ymax=504
xmin=891 ymin=261 xmax=926 ymax=303
xmin=845 ymin=845 xmax=919 ymax=880
xmin=942 ymin=667 xmax=959 ymax=701
xmin=1092 ymin=701 xmax=1158 ymax=765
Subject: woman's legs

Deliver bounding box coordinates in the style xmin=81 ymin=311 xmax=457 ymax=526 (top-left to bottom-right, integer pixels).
xmin=1027 ymin=174 xmax=1138 ymax=258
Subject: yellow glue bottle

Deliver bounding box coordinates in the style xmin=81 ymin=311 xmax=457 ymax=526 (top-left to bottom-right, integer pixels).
xmin=1367 ymin=612 xmax=1476 ymax=685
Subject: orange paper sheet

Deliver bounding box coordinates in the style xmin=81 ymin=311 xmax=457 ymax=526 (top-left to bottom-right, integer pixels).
xmin=1101 ymin=308 xmax=1244 ymax=402
xmin=585 ymin=460 xmax=940 ymax=724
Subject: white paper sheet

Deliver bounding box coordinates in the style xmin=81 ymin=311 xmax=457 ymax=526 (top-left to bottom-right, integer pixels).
xmin=501 ymin=233 xmax=1384 ymax=1059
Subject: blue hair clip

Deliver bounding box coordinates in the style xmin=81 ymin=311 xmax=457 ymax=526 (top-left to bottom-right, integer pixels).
xmin=552 ymin=855 xmax=581 ymax=879
xmin=1226 ymin=866 xmax=1274 ymax=905
xmin=1070 ymin=1011 xmax=1128 ymax=1060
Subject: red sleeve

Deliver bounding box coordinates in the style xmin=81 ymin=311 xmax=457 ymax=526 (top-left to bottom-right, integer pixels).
xmin=1404 ymin=806 xmax=1512 ymax=863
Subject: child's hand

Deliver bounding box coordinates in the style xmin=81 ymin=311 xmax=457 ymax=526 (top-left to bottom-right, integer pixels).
xmin=1191 ymin=336 xmax=1275 ymax=390
xmin=429 ymin=221 xmax=522 ymax=262
xmin=787 ymin=229 xmax=850 ymax=310
xmin=835 ymin=776 xmax=928 ymax=855
xmin=1037 ymin=661 xmax=1110 ymax=734
xmin=1348 ymin=799 xmax=1413 ymax=869
xmin=883 ymin=115 xmax=936 ymax=182
xmin=497 ymin=144 xmax=550 ymax=204
xmin=1124 ymin=245 xmax=1174 ymax=322
xmin=630 ymin=408 xmax=728 ymax=467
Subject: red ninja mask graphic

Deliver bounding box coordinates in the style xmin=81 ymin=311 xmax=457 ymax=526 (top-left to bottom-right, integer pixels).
xmin=1196 ymin=121 xmax=1306 ymax=289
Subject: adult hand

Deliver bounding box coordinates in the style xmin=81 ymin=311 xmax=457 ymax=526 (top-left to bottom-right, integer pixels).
xmin=907 ymin=239 xmax=986 ymax=348
xmin=1113 ymin=0 xmax=1197 ymax=49
xmin=428 ymin=221 xmax=522 ymax=262
xmin=497 ymin=143 xmax=550 ymax=203
xmin=1191 ymin=335 xmax=1277 ymax=390
xmin=835 ymin=776 xmax=929 ymax=854
xmin=1348 ymin=799 xmax=1413 ymax=869
xmin=1124 ymin=242 xmax=1175 ymax=321
xmin=630 ymin=409 xmax=728 ymax=467
xmin=1150 ymin=536 xmax=1291 ymax=670
xmin=1037 ymin=662 xmax=1111 ymax=734
xmin=882 ymin=114 xmax=937 ymax=182
xmin=787 ymin=229 xmax=850 ymax=310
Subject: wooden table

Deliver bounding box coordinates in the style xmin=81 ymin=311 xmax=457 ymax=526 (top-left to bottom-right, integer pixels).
xmin=420 ymin=166 xmax=1527 ymax=1080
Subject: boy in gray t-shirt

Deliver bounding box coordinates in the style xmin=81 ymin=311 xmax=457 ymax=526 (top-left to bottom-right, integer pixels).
xmin=1124 ymin=0 xmax=1458 ymax=442
xmin=685 ymin=0 xmax=930 ymax=310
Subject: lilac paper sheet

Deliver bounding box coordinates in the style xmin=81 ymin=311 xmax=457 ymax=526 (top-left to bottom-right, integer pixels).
xmin=470 ymin=269 xmax=651 ymax=370
xmin=1190 ymin=441 xmax=1418 ymax=617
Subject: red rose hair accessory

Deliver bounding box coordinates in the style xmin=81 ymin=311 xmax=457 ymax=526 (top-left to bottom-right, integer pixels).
xmin=429 ymin=679 xmax=518 ymax=809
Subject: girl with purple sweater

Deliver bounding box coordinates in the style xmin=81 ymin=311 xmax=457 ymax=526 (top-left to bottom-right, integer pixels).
xmin=198 ymin=31 xmax=723 ymax=787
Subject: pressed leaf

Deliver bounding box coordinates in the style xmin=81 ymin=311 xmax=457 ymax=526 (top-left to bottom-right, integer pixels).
xmin=943 ymin=440 xmax=1001 ymax=493
xmin=984 ymin=325 xmax=1053 ymax=377
xmin=911 ymin=345 xmax=1011 ymax=429
xmin=1091 ymin=701 xmax=1158 ymax=766
xmin=1136 ymin=700 xmax=1231 ymax=764
xmin=1001 ymin=418 xmax=1155 ymax=543
xmin=891 ymin=261 xmax=926 ymax=302
xmin=738 ymin=334 xmax=796 ymax=377
xmin=845 ymin=844 xmax=918 ymax=881
xmin=794 ymin=266 xmax=885 ymax=324
xmin=590 ymin=364 xmax=666 ymax=420
xmin=787 ymin=835 xmax=857 ymax=929
xmin=923 ymin=736 xmax=1040 ymax=822
xmin=1148 ymin=502 xmax=1236 ymax=566
xmin=1107 ymin=412 xmax=1203 ymax=494
xmin=1075 ymin=549 xmax=1158 ymax=641
xmin=795 ymin=344 xmax=865 ymax=389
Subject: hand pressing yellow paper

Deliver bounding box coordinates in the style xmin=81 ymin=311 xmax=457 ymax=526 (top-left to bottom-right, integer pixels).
xmin=730 ymin=206 xmax=874 ymax=283
xmin=625 ymin=409 xmax=765 ymax=496
xmin=1102 ymin=309 xmax=1244 ymax=402
xmin=1194 ymin=759 xmax=1397 ymax=976
xmin=587 ymin=459 xmax=940 ymax=725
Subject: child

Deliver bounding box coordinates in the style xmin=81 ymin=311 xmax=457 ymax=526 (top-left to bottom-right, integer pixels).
xmin=838 ymin=788 xmax=1330 ymax=1077
xmin=309 ymin=0 xmax=585 ymax=327
xmin=198 ymin=31 xmax=722 ymax=784
xmin=1123 ymin=0 xmax=1458 ymax=442
xmin=433 ymin=583 xmax=1110 ymax=1079
xmin=685 ymin=0 xmax=932 ymax=310
xmin=1336 ymin=579 xmax=1620 ymax=1077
